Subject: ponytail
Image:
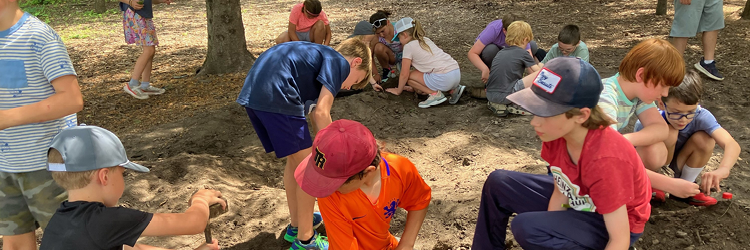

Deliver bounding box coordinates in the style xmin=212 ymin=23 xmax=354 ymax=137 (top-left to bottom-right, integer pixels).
xmin=406 ymin=19 xmax=432 ymax=54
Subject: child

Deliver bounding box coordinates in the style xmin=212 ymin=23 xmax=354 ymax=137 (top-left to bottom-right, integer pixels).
xmin=0 ymin=3 xmax=83 ymax=249
xmin=348 ymin=20 xmax=382 ymax=92
xmin=485 ymin=21 xmax=542 ymax=116
xmin=384 ymin=17 xmax=466 ymax=108
xmin=235 ymin=38 xmax=371 ymax=250
xmin=369 ymin=10 xmax=403 ymax=85
xmin=671 ymin=0 xmax=725 ymax=80
xmin=39 ymin=125 xmax=224 ymax=250
xmin=597 ymin=38 xmax=701 ymax=201
xmin=634 ymin=70 xmax=740 ymax=206
xmin=120 ymin=0 xmax=170 ymax=99
xmin=540 ymin=24 xmax=590 ymax=64
xmin=472 ymin=57 xmax=651 ymax=249
xmin=295 ymin=119 xmax=431 ymax=250
xmin=275 ymin=0 xmax=332 ymax=45
xmin=467 ymin=14 xmax=545 ymax=86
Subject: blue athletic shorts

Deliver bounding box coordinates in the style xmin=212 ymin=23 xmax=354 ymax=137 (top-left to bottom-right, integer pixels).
xmin=245 ymin=108 xmax=312 ymax=158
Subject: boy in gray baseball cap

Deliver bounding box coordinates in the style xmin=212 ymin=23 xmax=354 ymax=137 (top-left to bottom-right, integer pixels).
xmin=40 ymin=125 xmax=226 ymax=250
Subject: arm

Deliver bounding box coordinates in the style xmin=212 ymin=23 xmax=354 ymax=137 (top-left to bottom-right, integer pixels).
xmin=623 ymin=108 xmax=669 ymax=147
xmin=288 ymin=22 xmax=300 ymax=41
xmin=126 ymin=240 xmax=219 ymax=250
xmin=0 ymin=75 xmax=83 ymax=131
xmin=646 ymin=169 xmax=699 ymax=198
xmin=395 ymin=208 xmax=428 ymax=250
xmin=324 ymin=25 xmax=332 ymax=46
xmin=526 ymin=63 xmax=543 ymax=75
xmin=310 ymin=87 xmax=335 ymax=133
xmin=119 ymin=0 xmax=144 ymax=9
xmin=467 ymin=40 xmax=490 ymax=84
xmin=547 ymin=184 xmax=568 ymax=211
xmin=602 ymin=205 xmax=631 ymax=250
xmin=141 ymin=190 xmax=226 ymax=236
xmin=386 ymin=58 xmax=412 ymax=96
xmin=701 ymin=128 xmax=741 ymax=194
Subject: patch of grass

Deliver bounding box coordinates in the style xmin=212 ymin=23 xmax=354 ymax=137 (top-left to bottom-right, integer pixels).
xmin=62 ymin=26 xmax=97 ymax=41
xmin=20 ymin=5 xmax=51 ymax=23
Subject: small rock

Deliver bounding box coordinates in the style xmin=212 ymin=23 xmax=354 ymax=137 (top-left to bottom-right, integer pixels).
xmin=676 ymin=231 xmax=688 ymax=238
xmin=653 ymin=239 xmax=660 ymax=245
xmin=685 ymin=246 xmax=694 ymax=250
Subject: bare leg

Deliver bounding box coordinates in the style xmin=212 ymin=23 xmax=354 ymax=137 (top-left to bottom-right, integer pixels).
xmin=636 ymin=142 xmax=669 ymax=172
xmin=2 ymin=231 xmax=37 ymax=250
xmin=309 ymin=20 xmax=326 ymax=45
xmin=672 ymin=37 xmax=690 ymax=55
xmin=405 ymin=70 xmax=436 ymax=95
xmin=673 ymin=131 xmax=715 ymax=173
xmin=131 ymin=45 xmax=155 ymax=81
xmin=275 ymin=31 xmax=291 ymax=45
xmin=374 ymin=43 xmax=396 ymax=69
xmin=284 ymin=148 xmax=312 ymax=228
xmin=701 ymin=30 xmax=719 ymax=61
xmin=140 ymin=58 xmax=153 ymax=84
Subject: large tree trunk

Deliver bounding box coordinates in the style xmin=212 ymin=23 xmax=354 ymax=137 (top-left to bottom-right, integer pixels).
xmin=197 ymin=0 xmax=255 ymax=75
xmin=656 ymin=0 xmax=668 ymax=15
xmin=742 ymin=0 xmax=750 ymax=19
xmin=94 ymin=0 xmax=106 ymax=14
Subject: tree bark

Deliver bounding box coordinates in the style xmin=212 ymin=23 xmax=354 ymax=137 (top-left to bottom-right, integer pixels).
xmin=742 ymin=0 xmax=750 ymax=19
xmin=198 ymin=0 xmax=255 ymax=75
xmin=94 ymin=0 xmax=106 ymax=14
xmin=656 ymin=0 xmax=668 ymax=15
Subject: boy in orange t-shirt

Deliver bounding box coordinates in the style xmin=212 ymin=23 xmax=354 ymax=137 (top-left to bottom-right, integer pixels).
xmin=295 ymin=120 xmax=432 ymax=250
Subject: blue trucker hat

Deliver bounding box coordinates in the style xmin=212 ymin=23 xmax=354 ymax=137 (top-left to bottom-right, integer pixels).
xmin=506 ymin=57 xmax=603 ymax=117
xmin=48 ymin=125 xmax=149 ymax=173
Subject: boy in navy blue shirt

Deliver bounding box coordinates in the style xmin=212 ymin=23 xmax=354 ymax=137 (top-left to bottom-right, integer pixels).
xmin=236 ymin=38 xmax=371 ymax=250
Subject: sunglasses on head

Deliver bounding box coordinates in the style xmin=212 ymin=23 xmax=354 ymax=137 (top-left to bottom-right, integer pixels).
xmin=371 ymin=18 xmax=387 ymax=28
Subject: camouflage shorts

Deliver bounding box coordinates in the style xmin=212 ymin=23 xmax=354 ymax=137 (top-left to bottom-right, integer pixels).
xmin=0 ymin=170 xmax=67 ymax=235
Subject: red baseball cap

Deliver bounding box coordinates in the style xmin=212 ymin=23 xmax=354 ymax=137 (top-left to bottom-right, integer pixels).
xmin=295 ymin=120 xmax=378 ymax=198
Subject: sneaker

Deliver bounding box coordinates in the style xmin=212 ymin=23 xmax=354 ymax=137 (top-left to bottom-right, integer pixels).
xmin=380 ymin=68 xmax=390 ymax=83
xmin=418 ymin=92 xmax=447 ymax=108
xmin=488 ymin=101 xmax=508 ymax=117
xmin=694 ymin=58 xmax=724 ymax=81
xmin=141 ymin=85 xmax=166 ymax=95
xmin=652 ymin=188 xmax=666 ymax=202
xmin=448 ymin=85 xmax=466 ymax=105
xmin=672 ymin=192 xmax=717 ymax=206
xmin=284 ymin=212 xmax=324 ymax=243
xmin=123 ymin=85 xmax=148 ymax=99
xmin=507 ymin=104 xmax=532 ymax=116
xmin=290 ymin=231 xmax=328 ymax=250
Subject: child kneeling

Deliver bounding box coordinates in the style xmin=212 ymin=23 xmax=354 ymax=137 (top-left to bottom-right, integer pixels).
xmin=40 ymin=125 xmax=226 ymax=250
xmin=472 ymin=57 xmax=651 ymax=249
xmin=295 ymin=120 xmax=432 ymax=249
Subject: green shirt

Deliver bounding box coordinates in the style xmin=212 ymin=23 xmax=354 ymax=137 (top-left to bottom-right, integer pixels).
xmin=541 ymin=41 xmax=590 ymax=64
xmin=598 ymin=74 xmax=657 ymax=132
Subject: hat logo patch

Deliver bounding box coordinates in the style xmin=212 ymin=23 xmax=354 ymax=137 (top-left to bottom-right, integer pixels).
xmin=314 ymin=147 xmax=326 ymax=170
xmin=533 ymin=69 xmax=562 ymax=94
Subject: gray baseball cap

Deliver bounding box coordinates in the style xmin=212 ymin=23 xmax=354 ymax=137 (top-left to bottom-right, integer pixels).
xmin=348 ymin=20 xmax=375 ymax=38
xmin=48 ymin=125 xmax=149 ymax=173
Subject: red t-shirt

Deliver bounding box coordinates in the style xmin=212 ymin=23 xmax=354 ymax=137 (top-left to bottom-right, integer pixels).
xmin=318 ymin=153 xmax=432 ymax=250
xmin=541 ymin=127 xmax=651 ymax=233
xmin=289 ymin=3 xmax=329 ymax=32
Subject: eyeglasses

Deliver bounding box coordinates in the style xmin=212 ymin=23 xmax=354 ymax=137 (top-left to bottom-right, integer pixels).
xmin=371 ymin=18 xmax=387 ymax=29
xmin=663 ymin=103 xmax=696 ymax=120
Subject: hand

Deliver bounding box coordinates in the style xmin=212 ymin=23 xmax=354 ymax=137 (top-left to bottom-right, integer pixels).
xmin=700 ymin=168 xmax=730 ymax=195
xmin=481 ymin=69 xmax=489 ymax=84
xmin=394 ymin=245 xmax=412 ymax=250
xmin=194 ymin=239 xmax=220 ymax=250
xmin=680 ymin=0 xmax=691 ymax=4
xmin=190 ymin=189 xmax=227 ymax=210
xmin=373 ymin=73 xmax=382 ymax=83
xmin=667 ymin=178 xmax=700 ymax=198
xmin=372 ymin=83 xmax=384 ymax=92
xmin=386 ymin=88 xmax=403 ymax=96
xmin=130 ymin=1 xmax=144 ymax=10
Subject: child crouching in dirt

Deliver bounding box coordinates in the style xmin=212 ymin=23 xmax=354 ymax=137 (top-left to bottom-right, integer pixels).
xmin=40 ymin=125 xmax=225 ymax=250
xmin=634 ymin=70 xmax=740 ymax=206
xmin=472 ymin=57 xmax=651 ymax=249
xmin=275 ymin=0 xmax=332 ymax=45
xmin=120 ymin=0 xmax=170 ymax=99
xmin=236 ymin=38 xmax=371 ymax=250
xmin=296 ymin=119 xmax=431 ymax=250
xmin=384 ymin=17 xmax=466 ymax=108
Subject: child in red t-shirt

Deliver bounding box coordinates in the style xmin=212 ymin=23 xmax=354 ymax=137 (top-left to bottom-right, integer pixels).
xmin=295 ymin=120 xmax=432 ymax=250
xmin=472 ymin=57 xmax=651 ymax=249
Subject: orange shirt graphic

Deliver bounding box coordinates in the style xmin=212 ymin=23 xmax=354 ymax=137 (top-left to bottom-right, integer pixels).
xmin=318 ymin=153 xmax=432 ymax=250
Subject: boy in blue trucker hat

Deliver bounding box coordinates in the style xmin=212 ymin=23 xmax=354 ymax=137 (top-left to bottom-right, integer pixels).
xmin=40 ymin=125 xmax=226 ymax=250
xmin=472 ymin=57 xmax=651 ymax=249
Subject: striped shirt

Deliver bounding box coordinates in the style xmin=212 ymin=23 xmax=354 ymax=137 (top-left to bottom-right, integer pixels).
xmin=0 ymin=13 xmax=77 ymax=173
xmin=598 ymin=74 xmax=656 ymax=132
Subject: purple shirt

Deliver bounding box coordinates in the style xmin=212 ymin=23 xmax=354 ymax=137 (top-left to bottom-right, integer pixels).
xmin=475 ymin=19 xmax=531 ymax=50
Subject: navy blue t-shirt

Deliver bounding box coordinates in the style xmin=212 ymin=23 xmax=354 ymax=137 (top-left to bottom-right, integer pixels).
xmin=119 ymin=0 xmax=153 ymax=19
xmin=236 ymin=42 xmax=349 ymax=117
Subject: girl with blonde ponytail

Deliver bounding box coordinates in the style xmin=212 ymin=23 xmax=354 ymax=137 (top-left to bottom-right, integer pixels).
xmin=386 ymin=17 xmax=466 ymax=109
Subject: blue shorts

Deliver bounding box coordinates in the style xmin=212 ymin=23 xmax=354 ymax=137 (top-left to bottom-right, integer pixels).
xmin=245 ymin=108 xmax=312 ymax=158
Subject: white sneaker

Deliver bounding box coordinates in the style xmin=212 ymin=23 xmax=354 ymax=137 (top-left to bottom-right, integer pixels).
xmin=418 ymin=92 xmax=447 ymax=108
xmin=449 ymin=85 xmax=466 ymax=105
xmin=123 ymin=85 xmax=149 ymax=99
xmin=141 ymin=85 xmax=166 ymax=95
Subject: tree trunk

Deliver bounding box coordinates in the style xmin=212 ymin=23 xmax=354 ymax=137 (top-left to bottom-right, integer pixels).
xmin=94 ymin=0 xmax=106 ymax=14
xmin=742 ymin=0 xmax=750 ymax=19
xmin=198 ymin=0 xmax=255 ymax=75
xmin=656 ymin=0 xmax=668 ymax=15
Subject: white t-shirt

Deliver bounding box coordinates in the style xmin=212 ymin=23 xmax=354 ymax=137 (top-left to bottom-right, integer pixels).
xmin=402 ymin=37 xmax=459 ymax=74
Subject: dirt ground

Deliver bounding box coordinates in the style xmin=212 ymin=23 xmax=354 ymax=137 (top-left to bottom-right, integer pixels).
xmin=3 ymin=0 xmax=750 ymax=249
